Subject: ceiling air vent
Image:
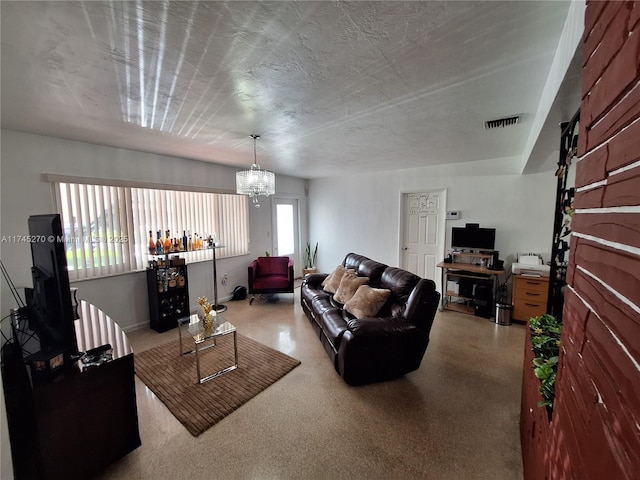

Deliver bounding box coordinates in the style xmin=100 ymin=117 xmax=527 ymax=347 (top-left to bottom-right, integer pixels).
xmin=484 ymin=115 xmax=521 ymax=130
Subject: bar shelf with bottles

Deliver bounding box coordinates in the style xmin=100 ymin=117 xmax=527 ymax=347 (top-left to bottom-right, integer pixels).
xmin=145 ymin=229 xmax=222 ymax=332
xmin=147 ymin=229 xmax=218 ymax=258
xmin=146 ymin=259 xmax=189 ymax=333
xmin=145 ymin=230 xmax=187 ymax=332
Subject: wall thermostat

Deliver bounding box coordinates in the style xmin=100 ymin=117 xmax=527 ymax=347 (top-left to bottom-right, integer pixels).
xmin=446 ymin=210 xmax=460 ymax=220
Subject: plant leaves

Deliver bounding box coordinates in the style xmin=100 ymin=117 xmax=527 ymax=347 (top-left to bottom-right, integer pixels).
xmin=529 ymin=314 xmax=562 ymax=411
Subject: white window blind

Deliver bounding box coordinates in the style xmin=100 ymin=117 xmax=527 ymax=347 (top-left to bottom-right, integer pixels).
xmin=56 ymin=181 xmax=249 ymax=280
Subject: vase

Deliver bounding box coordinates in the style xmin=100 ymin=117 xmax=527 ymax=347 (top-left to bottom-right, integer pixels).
xmin=202 ymin=312 xmax=214 ymax=332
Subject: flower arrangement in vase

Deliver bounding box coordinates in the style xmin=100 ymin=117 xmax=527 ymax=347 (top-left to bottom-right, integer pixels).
xmin=197 ymin=296 xmax=216 ymax=331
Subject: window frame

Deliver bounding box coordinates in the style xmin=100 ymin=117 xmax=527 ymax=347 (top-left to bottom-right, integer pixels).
xmin=50 ymin=175 xmax=250 ymax=281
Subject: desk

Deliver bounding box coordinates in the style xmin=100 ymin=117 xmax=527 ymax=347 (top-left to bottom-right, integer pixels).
xmin=437 ymin=262 xmax=505 ymax=317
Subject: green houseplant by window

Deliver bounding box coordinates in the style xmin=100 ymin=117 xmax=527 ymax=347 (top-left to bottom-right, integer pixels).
xmin=303 ymin=242 xmax=318 ymax=275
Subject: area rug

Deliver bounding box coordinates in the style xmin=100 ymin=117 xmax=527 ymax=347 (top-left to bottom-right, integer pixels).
xmin=134 ymin=333 xmax=301 ymax=436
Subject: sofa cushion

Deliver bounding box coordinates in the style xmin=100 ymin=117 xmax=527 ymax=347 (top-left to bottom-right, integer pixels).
xmin=357 ymin=259 xmax=387 ymax=288
xmin=334 ymin=271 xmax=369 ymax=304
xmin=381 ymin=267 xmax=420 ymax=300
xmin=322 ymin=265 xmax=347 ymax=294
xmin=252 ymin=274 xmax=291 ymax=290
xmin=256 ymin=256 xmax=290 ymax=276
xmin=319 ymin=309 xmax=350 ymax=348
xmin=343 ymin=253 xmax=369 ymax=271
xmin=312 ymin=295 xmax=335 ymax=316
xmin=344 ymin=285 xmax=391 ymax=319
xmin=302 ymin=283 xmax=330 ymax=308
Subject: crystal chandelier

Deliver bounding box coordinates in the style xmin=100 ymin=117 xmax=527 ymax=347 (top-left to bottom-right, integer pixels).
xmin=236 ymin=134 xmax=275 ymax=208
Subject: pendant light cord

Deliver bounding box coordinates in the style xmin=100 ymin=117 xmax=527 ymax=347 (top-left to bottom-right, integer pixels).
xmin=251 ymin=134 xmax=260 ymax=166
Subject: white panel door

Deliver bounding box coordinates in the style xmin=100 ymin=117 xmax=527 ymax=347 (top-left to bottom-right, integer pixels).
xmin=402 ymin=191 xmax=445 ymax=292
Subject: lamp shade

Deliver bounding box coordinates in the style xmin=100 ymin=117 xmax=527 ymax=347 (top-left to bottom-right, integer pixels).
xmin=236 ymin=165 xmax=275 ymax=197
xmin=235 ymin=134 xmax=275 ymax=207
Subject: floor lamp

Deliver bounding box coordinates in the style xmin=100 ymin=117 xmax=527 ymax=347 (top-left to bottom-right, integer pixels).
xmin=211 ymin=245 xmax=227 ymax=313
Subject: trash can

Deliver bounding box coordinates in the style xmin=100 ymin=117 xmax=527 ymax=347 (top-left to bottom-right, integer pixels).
xmin=495 ymin=303 xmax=512 ymax=326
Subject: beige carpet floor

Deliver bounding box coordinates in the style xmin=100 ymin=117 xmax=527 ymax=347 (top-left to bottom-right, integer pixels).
xmin=135 ymin=334 xmax=301 ymax=436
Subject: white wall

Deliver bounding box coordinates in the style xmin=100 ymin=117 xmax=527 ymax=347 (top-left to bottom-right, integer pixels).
xmin=309 ymin=157 xmax=557 ymax=274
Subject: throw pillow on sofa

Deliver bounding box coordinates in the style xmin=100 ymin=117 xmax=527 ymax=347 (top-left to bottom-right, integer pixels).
xmin=322 ymin=265 xmax=347 ymax=294
xmin=344 ymin=285 xmax=392 ymax=319
xmin=334 ymin=271 xmax=369 ymax=304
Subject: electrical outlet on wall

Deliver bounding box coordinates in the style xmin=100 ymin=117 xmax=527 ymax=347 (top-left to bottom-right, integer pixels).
xmin=221 ymin=273 xmax=228 ymax=286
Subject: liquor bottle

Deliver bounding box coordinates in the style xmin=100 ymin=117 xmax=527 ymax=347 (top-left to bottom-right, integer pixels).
xmin=182 ymin=230 xmax=188 ymax=251
xmin=164 ymin=230 xmax=172 ymax=253
xmin=156 ymin=230 xmax=164 ymax=255
xmin=148 ymin=230 xmax=156 ymax=255
xmin=187 ymin=234 xmax=193 ymax=251
xmin=194 ymin=233 xmax=200 ymax=250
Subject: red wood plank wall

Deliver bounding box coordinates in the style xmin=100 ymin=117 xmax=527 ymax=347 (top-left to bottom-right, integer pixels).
xmin=545 ymin=2 xmax=640 ymax=479
xmin=521 ymin=327 xmax=553 ymax=480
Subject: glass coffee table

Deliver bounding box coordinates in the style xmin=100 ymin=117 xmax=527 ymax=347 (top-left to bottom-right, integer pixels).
xmin=177 ymin=313 xmax=238 ymax=384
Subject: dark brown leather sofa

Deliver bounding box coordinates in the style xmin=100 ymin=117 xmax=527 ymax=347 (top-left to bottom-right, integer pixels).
xmin=300 ymin=253 xmax=440 ymax=385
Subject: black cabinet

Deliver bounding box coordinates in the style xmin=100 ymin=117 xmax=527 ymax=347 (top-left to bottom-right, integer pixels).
xmin=146 ymin=263 xmax=189 ymax=332
xmin=2 ymin=301 xmax=141 ymax=480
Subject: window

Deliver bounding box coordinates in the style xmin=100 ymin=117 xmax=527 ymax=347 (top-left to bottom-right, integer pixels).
xmin=55 ymin=181 xmax=249 ymax=280
xmin=276 ymin=203 xmax=294 ymax=256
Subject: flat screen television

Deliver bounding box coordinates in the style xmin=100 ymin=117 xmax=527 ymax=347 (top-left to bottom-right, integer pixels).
xmin=451 ymin=226 xmax=496 ymax=251
xmin=28 ymin=214 xmax=77 ymax=354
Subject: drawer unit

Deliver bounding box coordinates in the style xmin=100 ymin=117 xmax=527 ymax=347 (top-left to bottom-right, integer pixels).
xmin=512 ymin=275 xmax=549 ymax=322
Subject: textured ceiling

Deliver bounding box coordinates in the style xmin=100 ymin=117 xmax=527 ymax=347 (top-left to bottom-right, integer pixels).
xmin=0 ymin=1 xmax=577 ymax=179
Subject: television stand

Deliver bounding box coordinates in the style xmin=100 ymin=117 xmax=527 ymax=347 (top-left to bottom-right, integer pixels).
xmin=2 ymin=301 xmax=141 ymax=480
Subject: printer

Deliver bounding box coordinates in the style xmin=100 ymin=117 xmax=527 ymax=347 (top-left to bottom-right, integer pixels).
xmin=511 ymin=254 xmax=550 ymax=277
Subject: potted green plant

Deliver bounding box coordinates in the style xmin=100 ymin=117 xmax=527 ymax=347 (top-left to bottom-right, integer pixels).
xmin=529 ymin=314 xmax=562 ymax=412
xmin=303 ymin=242 xmax=318 ymax=276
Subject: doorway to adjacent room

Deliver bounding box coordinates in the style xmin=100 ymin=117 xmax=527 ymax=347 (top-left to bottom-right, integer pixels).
xmin=400 ymin=190 xmax=447 ymax=293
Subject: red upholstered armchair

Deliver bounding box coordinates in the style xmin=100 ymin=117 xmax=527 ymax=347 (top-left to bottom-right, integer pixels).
xmin=247 ymin=256 xmax=295 ymax=304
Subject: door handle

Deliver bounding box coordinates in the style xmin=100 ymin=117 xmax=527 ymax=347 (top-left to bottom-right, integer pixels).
xmin=403 ymin=247 xmax=408 ymax=250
